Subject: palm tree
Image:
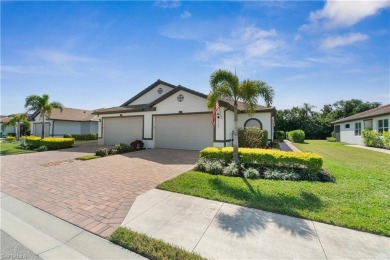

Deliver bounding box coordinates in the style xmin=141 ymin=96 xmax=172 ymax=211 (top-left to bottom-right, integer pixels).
xmin=1 ymin=114 xmax=31 ymax=141
xmin=25 ymin=94 xmax=64 ymax=139
xmin=207 ymin=69 xmax=274 ymax=162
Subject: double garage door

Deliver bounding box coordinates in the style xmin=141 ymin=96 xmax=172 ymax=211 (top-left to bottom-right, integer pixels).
xmin=155 ymin=114 xmax=213 ymax=150
xmin=103 ymin=114 xmax=213 ymax=150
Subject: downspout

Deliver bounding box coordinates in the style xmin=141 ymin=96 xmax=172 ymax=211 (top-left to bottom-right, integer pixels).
xmin=52 ymin=120 xmax=55 ymax=137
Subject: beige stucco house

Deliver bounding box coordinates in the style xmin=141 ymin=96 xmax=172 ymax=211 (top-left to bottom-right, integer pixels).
xmin=93 ymin=79 xmax=276 ymax=150
xmin=332 ymin=104 xmax=390 ymax=145
xmin=30 ymin=108 xmax=98 ymax=137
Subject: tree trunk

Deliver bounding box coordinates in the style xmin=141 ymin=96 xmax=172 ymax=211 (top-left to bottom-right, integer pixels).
xmin=17 ymin=122 xmax=20 ymax=141
xmin=41 ymin=113 xmax=45 ymax=139
xmin=233 ymin=104 xmax=239 ymax=162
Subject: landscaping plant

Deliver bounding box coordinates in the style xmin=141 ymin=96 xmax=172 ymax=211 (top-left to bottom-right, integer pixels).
xmin=207 ymin=69 xmax=274 ymax=162
xmin=238 ymin=127 xmax=268 ymax=148
xmin=287 ymin=130 xmax=305 ymax=143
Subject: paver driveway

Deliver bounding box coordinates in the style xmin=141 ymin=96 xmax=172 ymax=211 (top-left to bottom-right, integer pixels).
xmin=0 ymin=147 xmax=198 ymax=237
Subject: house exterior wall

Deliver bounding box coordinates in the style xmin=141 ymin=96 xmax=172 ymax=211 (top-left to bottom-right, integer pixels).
xmin=0 ymin=124 xmax=15 ymax=136
xmin=89 ymin=121 xmax=98 ymax=134
xmin=336 ymin=114 xmax=390 ymax=145
xmin=130 ymin=84 xmax=174 ymax=105
xmin=98 ymin=88 xmax=275 ymax=149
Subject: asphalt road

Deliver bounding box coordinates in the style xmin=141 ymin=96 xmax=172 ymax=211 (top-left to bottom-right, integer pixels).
xmin=0 ymin=230 xmax=41 ymax=260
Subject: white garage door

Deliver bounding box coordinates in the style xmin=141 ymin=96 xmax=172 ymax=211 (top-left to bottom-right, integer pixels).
xmin=155 ymin=114 xmax=213 ymax=150
xmin=33 ymin=123 xmax=50 ymax=137
xmin=103 ymin=117 xmax=143 ymax=145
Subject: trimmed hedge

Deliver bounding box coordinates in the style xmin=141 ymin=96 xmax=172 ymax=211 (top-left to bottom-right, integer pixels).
xmin=326 ymin=137 xmax=337 ymax=142
xmin=200 ymin=147 xmax=323 ymax=173
xmin=63 ymin=134 xmax=97 ymax=140
xmin=274 ymin=131 xmax=285 ymax=142
xmin=238 ymin=127 xmax=268 ymax=148
xmin=26 ymin=136 xmax=75 ymax=150
xmin=384 ymin=131 xmax=390 ymax=150
xmin=287 ymin=130 xmax=305 ymax=143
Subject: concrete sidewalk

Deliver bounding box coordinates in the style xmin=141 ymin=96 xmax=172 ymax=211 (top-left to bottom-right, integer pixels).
xmin=0 ymin=192 xmax=145 ymax=259
xmin=122 ymin=189 xmax=390 ymax=259
xmin=279 ymin=140 xmax=301 ymax=152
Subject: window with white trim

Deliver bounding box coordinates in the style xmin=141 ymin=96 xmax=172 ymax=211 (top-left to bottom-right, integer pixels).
xmin=345 ymin=124 xmax=350 ymax=129
xmin=378 ymin=119 xmax=389 ymax=133
xmin=355 ymin=122 xmax=361 ymax=136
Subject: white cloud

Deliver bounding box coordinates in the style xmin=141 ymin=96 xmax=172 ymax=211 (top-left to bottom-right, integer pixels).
xmin=308 ymin=0 xmax=390 ymax=29
xmin=180 ymin=11 xmax=191 ymax=19
xmin=202 ymin=26 xmax=282 ymax=59
xmin=30 ymin=49 xmax=97 ymax=65
xmin=320 ymin=33 xmax=369 ymax=49
xmin=154 ymin=0 xmax=180 ymax=9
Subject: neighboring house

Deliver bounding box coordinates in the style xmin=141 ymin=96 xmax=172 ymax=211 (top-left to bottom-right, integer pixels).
xmin=93 ymin=79 xmax=276 ymax=150
xmin=0 ymin=116 xmax=15 ymax=136
xmin=332 ymin=104 xmax=390 ymax=145
xmin=30 ymin=108 xmax=98 ymax=137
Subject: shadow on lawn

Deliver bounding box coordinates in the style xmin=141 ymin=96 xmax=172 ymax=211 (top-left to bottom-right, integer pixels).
xmin=210 ymin=177 xmax=322 ymax=239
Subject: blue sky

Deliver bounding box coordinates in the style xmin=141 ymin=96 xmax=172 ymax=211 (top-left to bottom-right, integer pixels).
xmin=1 ymin=1 xmax=389 ymax=115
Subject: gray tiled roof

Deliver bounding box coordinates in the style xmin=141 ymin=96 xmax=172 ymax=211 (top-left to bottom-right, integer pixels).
xmin=332 ymin=104 xmax=390 ymax=124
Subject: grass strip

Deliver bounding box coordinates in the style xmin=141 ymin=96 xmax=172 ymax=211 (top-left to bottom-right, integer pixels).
xmin=110 ymin=227 xmax=205 ymax=260
xmin=75 ymin=154 xmax=100 ymax=160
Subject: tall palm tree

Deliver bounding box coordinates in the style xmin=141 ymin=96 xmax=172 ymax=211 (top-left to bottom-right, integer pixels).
xmin=25 ymin=94 xmax=64 ymax=139
xmin=207 ymin=69 xmax=275 ymax=162
xmin=1 ymin=114 xmax=31 ymax=141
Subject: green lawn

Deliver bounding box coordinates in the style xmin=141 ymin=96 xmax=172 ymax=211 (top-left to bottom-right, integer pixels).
xmin=0 ymin=142 xmax=35 ymax=156
xmin=158 ymin=140 xmax=390 ymax=236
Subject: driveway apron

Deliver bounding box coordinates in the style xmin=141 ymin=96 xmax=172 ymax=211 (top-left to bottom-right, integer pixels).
xmin=0 ymin=147 xmax=198 ymax=237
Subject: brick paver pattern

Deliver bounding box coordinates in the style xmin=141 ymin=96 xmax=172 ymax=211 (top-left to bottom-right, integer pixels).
xmin=0 ymin=146 xmax=198 ymax=237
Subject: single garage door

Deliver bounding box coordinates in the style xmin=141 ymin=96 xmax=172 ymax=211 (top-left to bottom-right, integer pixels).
xmin=33 ymin=123 xmax=50 ymax=137
xmin=103 ymin=117 xmax=142 ymax=145
xmin=155 ymin=114 xmax=213 ymax=150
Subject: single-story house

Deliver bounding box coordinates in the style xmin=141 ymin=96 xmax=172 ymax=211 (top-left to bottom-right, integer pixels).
xmin=93 ymin=79 xmax=276 ymax=150
xmin=30 ymin=108 xmax=98 ymax=137
xmin=0 ymin=116 xmax=15 ymax=137
xmin=332 ymin=104 xmax=390 ymax=145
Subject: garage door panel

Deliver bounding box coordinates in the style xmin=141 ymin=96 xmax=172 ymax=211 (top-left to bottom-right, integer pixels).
xmin=103 ymin=117 xmax=142 ymax=145
xmin=34 ymin=123 xmax=50 ymax=137
xmin=155 ymin=114 xmax=213 ymax=150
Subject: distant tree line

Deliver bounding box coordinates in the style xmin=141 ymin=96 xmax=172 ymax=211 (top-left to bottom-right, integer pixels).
xmin=276 ymin=99 xmax=381 ymax=139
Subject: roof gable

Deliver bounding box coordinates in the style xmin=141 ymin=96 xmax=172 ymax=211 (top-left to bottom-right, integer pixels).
xmin=332 ymin=104 xmax=390 ymax=124
xmin=121 ymin=79 xmax=176 ymax=106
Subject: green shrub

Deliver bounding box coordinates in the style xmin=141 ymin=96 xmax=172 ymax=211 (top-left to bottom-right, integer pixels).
xmin=70 ymin=134 xmax=98 ymax=140
xmin=238 ymin=127 xmax=268 ymax=148
xmin=274 ymin=131 xmax=285 ymax=142
xmin=35 ymin=145 xmax=48 ymax=152
xmin=287 ymin=130 xmax=305 ymax=143
xmin=263 ymin=168 xmax=301 ymax=181
xmin=222 ymin=162 xmax=241 ymax=176
xmin=326 ymin=137 xmax=337 ymax=142
xmin=63 ymin=134 xmax=72 ymax=138
xmin=6 ymin=136 xmax=16 ymax=141
xmin=199 ymin=147 xmax=323 ymax=173
xmin=194 ymin=158 xmax=208 ymax=172
xmin=25 ymin=136 xmax=74 ymax=149
xmin=130 ymin=140 xmax=144 ymax=149
xmin=362 ymin=129 xmax=384 ymax=148
xmin=243 ymin=167 xmax=260 ymax=179
xmin=108 ymin=148 xmax=118 ymax=155
xmin=383 ymin=131 xmax=390 ymax=150
xmin=205 ymin=160 xmax=224 ymax=175
xmin=115 ymin=143 xmax=132 ymax=154
xmin=199 ymin=147 xmax=233 ymax=164
xmin=95 ymin=147 xmax=108 ymax=157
